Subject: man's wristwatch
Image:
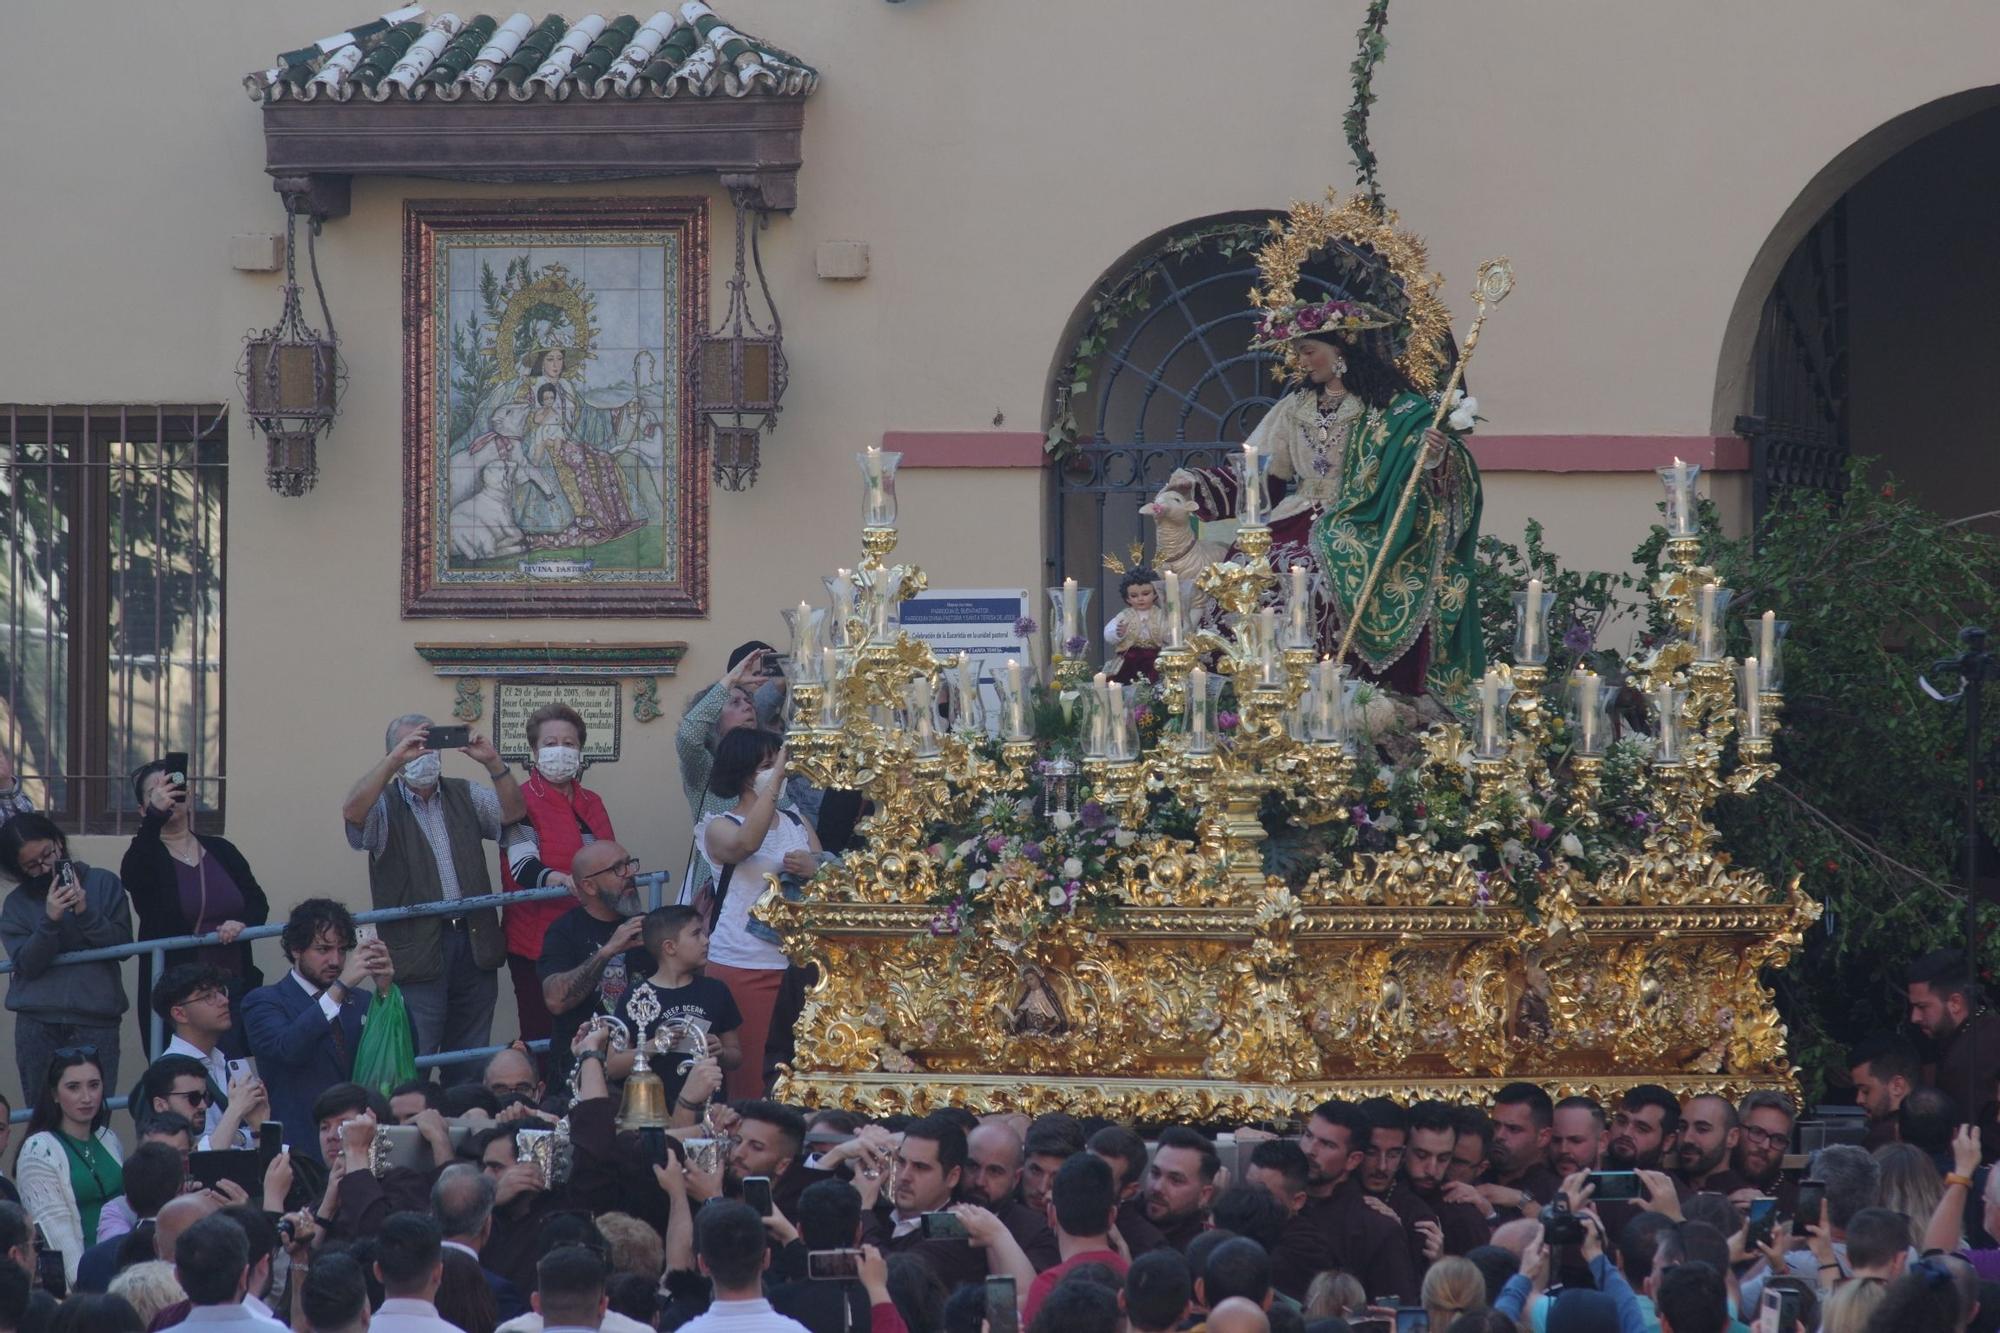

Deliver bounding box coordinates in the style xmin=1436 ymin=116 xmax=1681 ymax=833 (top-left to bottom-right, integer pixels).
xmin=578 ymin=1048 xmax=607 ymax=1065
xmin=488 ymin=763 xmax=509 ymax=779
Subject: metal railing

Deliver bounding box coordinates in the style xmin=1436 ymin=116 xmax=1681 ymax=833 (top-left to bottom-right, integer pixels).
xmin=0 ymin=870 xmax=673 ymax=1121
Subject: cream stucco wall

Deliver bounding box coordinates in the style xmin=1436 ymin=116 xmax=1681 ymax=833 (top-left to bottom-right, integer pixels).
xmin=5 ymin=0 xmax=2000 ymax=1105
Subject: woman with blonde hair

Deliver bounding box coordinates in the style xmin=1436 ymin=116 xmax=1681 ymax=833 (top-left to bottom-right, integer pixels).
xmin=1821 ymin=1275 xmax=1889 ymax=1333
xmin=1423 ymin=1256 xmax=1488 ymax=1330
xmin=1303 ymin=1270 xmax=1367 ymax=1319
xmin=106 ymin=1261 xmax=184 ymax=1325
xmin=1873 ymin=1142 xmax=1947 ymax=1249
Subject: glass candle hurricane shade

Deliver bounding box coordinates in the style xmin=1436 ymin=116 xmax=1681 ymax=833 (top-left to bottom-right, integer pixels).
xmin=857 ymin=449 xmax=902 ymax=529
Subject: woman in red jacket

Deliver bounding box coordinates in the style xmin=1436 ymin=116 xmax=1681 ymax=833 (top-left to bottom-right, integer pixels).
xmin=502 ymin=703 xmax=616 ymax=1046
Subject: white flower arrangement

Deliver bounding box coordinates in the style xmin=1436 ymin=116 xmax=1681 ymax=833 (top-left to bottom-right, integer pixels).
xmin=1446 ymin=390 xmax=1479 ymax=433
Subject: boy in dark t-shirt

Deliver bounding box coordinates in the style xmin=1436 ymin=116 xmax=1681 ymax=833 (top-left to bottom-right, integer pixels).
xmin=606 ymin=905 xmax=743 ymax=1109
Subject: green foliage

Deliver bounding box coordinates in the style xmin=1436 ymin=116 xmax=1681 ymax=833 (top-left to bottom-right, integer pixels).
xmin=1484 ymin=463 xmax=2000 ymax=1097
xmin=1345 ymin=0 xmax=1393 ymax=212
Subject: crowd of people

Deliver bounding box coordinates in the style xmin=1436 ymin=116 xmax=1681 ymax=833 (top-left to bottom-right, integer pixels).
xmin=0 ymin=650 xmax=1994 ymax=1331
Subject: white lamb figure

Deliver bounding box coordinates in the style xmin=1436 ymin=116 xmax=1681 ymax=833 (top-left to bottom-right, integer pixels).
xmin=1140 ymin=486 xmax=1223 ymax=590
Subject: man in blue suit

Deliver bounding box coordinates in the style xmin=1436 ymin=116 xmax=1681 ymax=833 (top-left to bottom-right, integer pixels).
xmin=241 ymin=898 xmax=393 ymax=1163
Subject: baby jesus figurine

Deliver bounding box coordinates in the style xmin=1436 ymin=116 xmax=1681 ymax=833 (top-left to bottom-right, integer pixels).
xmin=1104 ymin=568 xmax=1168 ymax=684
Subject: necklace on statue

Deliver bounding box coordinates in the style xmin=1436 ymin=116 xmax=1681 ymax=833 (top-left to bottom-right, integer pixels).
xmin=1313 ymin=388 xmax=1348 ymax=446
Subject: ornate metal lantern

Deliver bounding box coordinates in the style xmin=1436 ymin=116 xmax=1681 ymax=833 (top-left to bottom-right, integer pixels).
xmin=691 ymin=189 xmax=787 ymax=491
xmin=239 ymin=208 xmax=344 ymax=496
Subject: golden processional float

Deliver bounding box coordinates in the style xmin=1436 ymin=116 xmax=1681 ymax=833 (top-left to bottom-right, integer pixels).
xmin=758 ymin=194 xmax=1817 ymax=1123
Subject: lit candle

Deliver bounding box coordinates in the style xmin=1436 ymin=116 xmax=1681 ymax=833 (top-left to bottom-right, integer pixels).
xmin=1479 ymin=669 xmax=1505 ymax=756
xmin=912 ymin=676 xmax=937 ymax=752
xmin=1697 ymin=583 xmax=1719 ymax=660
xmin=1759 ymin=609 xmax=1777 ymax=690
xmin=1062 ymin=577 xmax=1080 ymax=644
xmin=1164 ymin=570 xmax=1183 ymax=649
xmin=1188 ymin=667 xmax=1210 ymax=752
xmin=821 ymin=645 xmax=838 ymax=688
xmin=1655 ymin=682 xmax=1679 ymax=761
xmin=1315 ymin=658 xmax=1335 ymax=741
xmin=1578 ymin=669 xmax=1600 ymax=754
xmin=1108 ymin=680 xmax=1128 ymax=758
xmin=1241 ymin=441 xmax=1261 ymax=525
xmin=956 ymin=652 xmax=977 ymax=728
xmin=1005 ymin=658 xmax=1026 ymax=739
xmin=1742 ymin=657 xmax=1761 ymax=738
xmin=1524 ymin=578 xmax=1543 ymax=663
xmin=1657 ymin=456 xmax=1701 ymax=538
xmin=861 ymin=447 xmax=888 ymax=527
xmin=1259 ymin=608 xmax=1281 ymax=683
xmin=1290 ymin=565 xmax=1310 ymax=647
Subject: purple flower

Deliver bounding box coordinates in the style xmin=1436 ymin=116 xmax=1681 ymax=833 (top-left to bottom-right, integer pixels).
xmin=1133 ymin=706 xmax=1153 ymax=726
xmin=1350 ymin=804 xmax=1372 ymax=826
xmin=985 ymin=835 xmax=1005 ymax=855
xmin=1014 ymin=616 xmax=1039 ymax=637
xmin=1079 ymin=801 xmax=1107 ymax=829
xmin=1529 ymin=820 xmax=1554 ymax=841
xmin=1297 ymin=306 xmax=1326 ymax=331
xmin=1022 ymin=842 xmax=1044 ymax=862
xmin=1063 ymin=635 xmax=1088 ymax=657
xmin=1217 ymin=710 xmax=1240 ymax=732
xmin=1627 ymin=809 xmax=1651 ymax=830
xmin=1563 ymin=624 xmax=1595 ymax=655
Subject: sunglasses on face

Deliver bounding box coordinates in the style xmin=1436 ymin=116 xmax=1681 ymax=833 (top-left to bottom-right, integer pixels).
xmin=52 ymin=1045 xmax=98 ymax=1063
xmin=171 ymin=1088 xmax=209 ymax=1108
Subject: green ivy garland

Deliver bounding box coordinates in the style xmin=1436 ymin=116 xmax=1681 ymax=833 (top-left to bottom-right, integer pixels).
xmin=1345 ymin=0 xmax=1392 ymax=213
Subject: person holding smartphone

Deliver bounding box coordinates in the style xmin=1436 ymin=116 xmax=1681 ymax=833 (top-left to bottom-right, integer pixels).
xmin=122 ymin=757 xmax=270 ymax=1059
xmin=342 ymin=713 xmax=525 ymax=1079
xmin=0 ymin=814 xmax=134 ymax=1101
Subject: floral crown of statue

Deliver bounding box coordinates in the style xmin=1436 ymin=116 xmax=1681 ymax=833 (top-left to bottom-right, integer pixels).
xmin=1248 ymin=297 xmax=1395 ymax=352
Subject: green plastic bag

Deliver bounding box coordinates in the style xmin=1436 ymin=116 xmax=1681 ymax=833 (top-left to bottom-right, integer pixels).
xmin=351 ymin=983 xmax=417 ymax=1097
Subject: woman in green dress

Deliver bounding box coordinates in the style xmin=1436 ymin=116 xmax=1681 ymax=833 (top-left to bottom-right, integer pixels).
xmin=17 ymin=1048 xmax=123 ymax=1286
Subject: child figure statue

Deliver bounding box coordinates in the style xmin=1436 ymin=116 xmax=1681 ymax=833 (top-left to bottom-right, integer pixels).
xmin=1104 ymin=568 xmax=1168 ymax=684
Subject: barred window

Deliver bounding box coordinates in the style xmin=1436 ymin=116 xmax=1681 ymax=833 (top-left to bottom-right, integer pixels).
xmin=0 ymin=406 xmax=227 ymax=833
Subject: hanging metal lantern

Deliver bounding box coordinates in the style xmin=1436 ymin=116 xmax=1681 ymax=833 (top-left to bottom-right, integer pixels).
xmin=239 ymin=208 xmax=344 ymax=496
xmin=690 ymin=188 xmax=787 ymax=491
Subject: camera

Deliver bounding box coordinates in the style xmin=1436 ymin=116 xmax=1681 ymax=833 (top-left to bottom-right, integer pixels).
xmin=1541 ymin=1197 xmax=1586 ymax=1246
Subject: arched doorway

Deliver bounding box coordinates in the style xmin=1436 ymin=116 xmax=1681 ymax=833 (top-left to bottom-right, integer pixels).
xmin=1046 ymin=211 xmax=1380 ymax=658
xmin=1722 ymin=88 xmax=2000 ymax=533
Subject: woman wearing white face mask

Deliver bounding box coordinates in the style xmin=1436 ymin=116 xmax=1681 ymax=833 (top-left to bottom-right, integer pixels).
xmin=697 ymin=727 xmax=822 ymax=1100
xmin=501 ymin=703 xmax=617 ymax=1048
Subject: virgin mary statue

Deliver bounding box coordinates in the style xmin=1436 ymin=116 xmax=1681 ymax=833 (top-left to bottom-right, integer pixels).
xmin=1168 ymin=297 xmax=1484 ymax=698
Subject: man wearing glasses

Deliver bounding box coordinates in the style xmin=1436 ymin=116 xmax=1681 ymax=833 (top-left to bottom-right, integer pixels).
xmin=536 ymin=840 xmax=650 ymax=1096
xmin=153 ymin=964 xmax=268 ymax=1149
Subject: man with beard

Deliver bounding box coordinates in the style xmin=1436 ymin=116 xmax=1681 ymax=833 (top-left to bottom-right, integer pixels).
xmin=1848 ymin=1035 xmax=1920 ymax=1148
xmin=1403 ymin=1101 xmax=1492 ymax=1256
xmin=1597 ymin=1084 xmax=1688 ymax=1239
xmin=1143 ymin=1126 xmax=1221 ymax=1253
xmin=1087 ymin=1124 xmax=1170 ymax=1257
xmin=1296 ymin=1100 xmax=1417 ymax=1301
xmin=536 ymin=840 xmax=652 ymax=1094
xmin=1908 ymin=949 xmax=2000 ymax=1128
xmin=1354 ymin=1098 xmax=1445 ymax=1277
xmin=859 ymin=1114 xmax=1036 ymax=1291
xmin=963 ymin=1121 xmax=1060 ymax=1269
xmin=1478 ymin=1083 xmax=1561 ymax=1224
xmin=1240 ymin=1138 xmax=1338 ymax=1299
xmin=1674 ymin=1094 xmax=1750 ymax=1194
xmin=1550 ymin=1096 xmax=1606 ymax=1178
xmin=1730 ymin=1091 xmax=1794 ymax=1204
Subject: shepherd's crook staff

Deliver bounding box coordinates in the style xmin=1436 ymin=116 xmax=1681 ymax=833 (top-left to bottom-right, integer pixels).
xmin=1333 ymin=258 xmax=1516 ymax=673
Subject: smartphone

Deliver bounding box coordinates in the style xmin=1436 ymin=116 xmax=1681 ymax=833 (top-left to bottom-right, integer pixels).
xmin=1745 ymin=1196 xmax=1778 ymax=1249
xmin=163 ymin=751 xmax=190 ymax=792
xmin=1759 ymin=1286 xmax=1801 ymax=1333
xmin=920 ymin=1211 xmax=969 ymax=1240
xmin=187 ymin=1148 xmax=264 ymax=1195
xmin=742 ymin=1175 xmax=774 ymax=1218
xmin=806 ymin=1249 xmax=862 ymax=1281
xmin=356 ymin=923 xmax=380 ymax=948
xmin=32 ymin=1224 xmax=64 ymax=1299
xmin=227 ymin=1057 xmax=258 ymax=1085
xmin=985 ymin=1275 xmax=1019 ymax=1333
xmin=1396 ymin=1310 xmax=1430 ymax=1333
xmin=259 ymin=1120 xmax=284 ymax=1165
xmin=422 ymin=724 xmax=472 ymax=750
xmin=1791 ymin=1182 xmax=1825 ymax=1238
xmin=1586 ymin=1169 xmax=1643 ymax=1202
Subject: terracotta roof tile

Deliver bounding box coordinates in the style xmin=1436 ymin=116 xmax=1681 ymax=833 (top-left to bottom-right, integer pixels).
xmin=245 ymin=4 xmax=818 ymax=103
